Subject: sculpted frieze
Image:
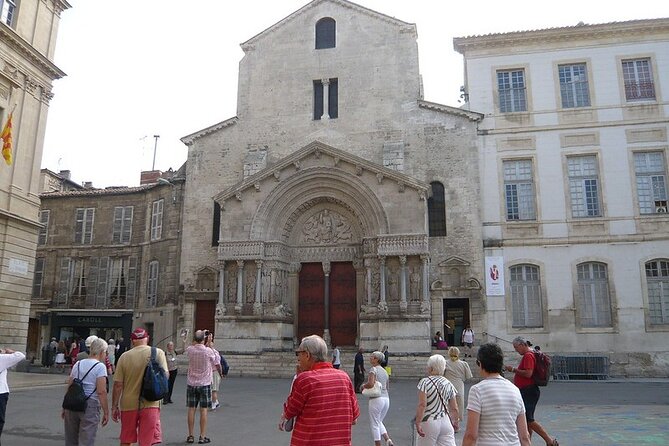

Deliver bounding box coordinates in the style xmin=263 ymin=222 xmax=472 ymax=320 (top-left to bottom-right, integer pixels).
xmin=301 ymin=209 xmax=353 ymax=245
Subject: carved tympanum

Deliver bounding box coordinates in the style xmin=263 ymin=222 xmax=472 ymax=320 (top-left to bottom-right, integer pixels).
xmin=301 ymin=210 xmax=353 ymax=245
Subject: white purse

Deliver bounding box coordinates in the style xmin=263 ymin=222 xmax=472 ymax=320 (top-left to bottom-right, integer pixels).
xmin=362 ymin=381 xmax=382 ymax=398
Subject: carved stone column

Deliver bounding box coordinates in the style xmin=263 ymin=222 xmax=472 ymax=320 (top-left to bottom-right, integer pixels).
xmin=365 ymin=262 xmax=373 ymax=306
xmin=235 ymin=260 xmax=245 ymax=314
xmin=254 ymin=260 xmax=263 ymax=315
xmin=217 ymin=263 xmax=226 ymax=317
xmin=322 ymin=261 xmax=331 ymax=345
xmin=399 ymin=255 xmax=408 ymax=312
xmin=421 ymin=255 xmax=431 ymax=314
xmin=321 ymin=78 xmax=330 ymax=120
xmin=378 ymin=256 xmax=388 ymax=313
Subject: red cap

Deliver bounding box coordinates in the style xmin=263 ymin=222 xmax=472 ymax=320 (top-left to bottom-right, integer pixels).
xmin=131 ymin=328 xmax=148 ymax=340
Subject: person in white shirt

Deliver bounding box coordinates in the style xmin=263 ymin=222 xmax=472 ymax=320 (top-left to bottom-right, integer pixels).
xmin=0 ymin=346 xmax=26 ymax=442
xmin=332 ymin=346 xmax=341 ymax=369
xmin=462 ymin=343 xmax=530 ymax=446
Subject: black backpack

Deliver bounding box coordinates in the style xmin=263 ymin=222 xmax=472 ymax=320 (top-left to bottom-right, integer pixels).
xmin=62 ymin=362 xmax=102 ymax=412
xmin=140 ymin=346 xmax=169 ymax=401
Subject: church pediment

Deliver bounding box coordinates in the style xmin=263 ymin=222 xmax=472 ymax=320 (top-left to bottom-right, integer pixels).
xmin=241 ymin=0 xmax=415 ymax=52
xmin=437 ymin=256 xmax=471 ymax=267
xmin=214 ymin=140 xmax=429 ymax=205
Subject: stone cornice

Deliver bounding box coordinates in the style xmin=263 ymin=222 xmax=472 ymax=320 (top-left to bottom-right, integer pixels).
xmin=241 ymin=0 xmax=415 ymax=52
xmin=0 ymin=23 xmax=66 ymax=81
xmin=453 ymin=18 xmax=669 ymax=54
xmin=214 ymin=140 xmax=429 ymax=204
xmin=418 ymin=100 xmax=483 ymax=122
xmin=180 ymin=117 xmax=238 ymax=146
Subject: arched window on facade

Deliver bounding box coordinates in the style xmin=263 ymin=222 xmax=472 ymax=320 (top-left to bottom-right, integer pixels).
xmin=212 ymin=201 xmax=221 ymax=247
xmin=315 ymin=17 xmax=336 ymax=49
xmin=576 ymin=262 xmax=612 ymax=327
xmin=645 ymin=259 xmax=669 ymax=325
xmin=510 ymin=264 xmax=543 ymax=328
xmin=427 ymin=181 xmax=446 ymax=236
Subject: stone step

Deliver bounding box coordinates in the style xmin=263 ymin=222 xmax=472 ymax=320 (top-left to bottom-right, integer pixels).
xmin=176 ymin=350 xmax=480 ymax=380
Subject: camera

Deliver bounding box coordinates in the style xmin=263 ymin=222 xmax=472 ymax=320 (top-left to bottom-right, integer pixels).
xmin=204 ymin=330 xmax=210 ymax=337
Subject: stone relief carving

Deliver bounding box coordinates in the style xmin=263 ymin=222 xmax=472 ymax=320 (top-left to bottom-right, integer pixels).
xmin=226 ymin=268 xmax=237 ymax=303
xmin=301 ymin=210 xmax=353 ymax=245
xmin=410 ymin=267 xmax=421 ymax=301
xmin=387 ymin=268 xmax=399 ymax=302
xmin=245 ymin=270 xmax=256 ymax=303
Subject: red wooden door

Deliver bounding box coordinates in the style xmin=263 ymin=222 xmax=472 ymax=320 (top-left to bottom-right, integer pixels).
xmin=298 ymin=263 xmax=325 ymax=341
xmin=195 ymin=300 xmax=216 ymax=336
xmin=329 ymin=262 xmax=357 ymax=346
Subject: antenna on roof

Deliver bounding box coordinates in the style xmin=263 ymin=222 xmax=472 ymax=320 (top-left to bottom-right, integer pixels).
xmin=152 ymin=135 xmax=160 ymax=170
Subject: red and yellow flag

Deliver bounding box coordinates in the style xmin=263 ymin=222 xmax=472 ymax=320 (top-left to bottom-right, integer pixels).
xmin=1 ymin=113 xmax=12 ymax=165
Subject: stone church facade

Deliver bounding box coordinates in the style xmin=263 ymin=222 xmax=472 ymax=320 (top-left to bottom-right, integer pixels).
xmin=180 ymin=0 xmax=483 ymax=357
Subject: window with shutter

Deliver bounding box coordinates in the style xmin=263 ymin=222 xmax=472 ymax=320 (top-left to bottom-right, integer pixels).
xmin=112 ymin=206 xmax=133 ymax=244
xmin=57 ymin=257 xmax=72 ymax=307
xmin=151 ymin=200 xmax=164 ymax=240
xmin=38 ymin=210 xmax=50 ymax=245
xmin=74 ymin=208 xmax=95 ymax=244
xmin=32 ymin=258 xmax=45 ymax=299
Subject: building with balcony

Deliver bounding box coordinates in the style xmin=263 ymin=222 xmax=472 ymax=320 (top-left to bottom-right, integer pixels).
xmin=30 ymin=169 xmax=184 ymax=357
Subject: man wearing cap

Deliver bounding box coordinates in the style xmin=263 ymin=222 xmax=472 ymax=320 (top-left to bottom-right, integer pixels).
xmin=112 ymin=327 xmax=168 ymax=446
xmin=0 ymin=346 xmax=25 ymax=442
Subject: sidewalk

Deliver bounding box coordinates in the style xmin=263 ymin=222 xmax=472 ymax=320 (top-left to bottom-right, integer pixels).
xmin=7 ymin=369 xmax=69 ymax=390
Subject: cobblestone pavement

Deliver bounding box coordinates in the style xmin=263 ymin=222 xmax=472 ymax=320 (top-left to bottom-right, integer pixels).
xmin=4 ymin=371 xmax=669 ymax=445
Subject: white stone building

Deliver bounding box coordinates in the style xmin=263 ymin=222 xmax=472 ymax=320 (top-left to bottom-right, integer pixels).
xmin=454 ymin=19 xmax=669 ymax=376
xmin=0 ymin=0 xmax=70 ymax=352
xmin=180 ymin=0 xmax=483 ymax=369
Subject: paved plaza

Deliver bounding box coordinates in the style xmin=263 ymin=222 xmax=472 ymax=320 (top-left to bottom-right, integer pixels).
xmin=4 ymin=371 xmax=669 ymax=445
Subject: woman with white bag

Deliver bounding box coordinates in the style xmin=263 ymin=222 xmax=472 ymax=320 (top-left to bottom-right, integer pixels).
xmin=414 ymin=354 xmax=459 ymax=446
xmin=361 ymin=351 xmax=394 ymax=446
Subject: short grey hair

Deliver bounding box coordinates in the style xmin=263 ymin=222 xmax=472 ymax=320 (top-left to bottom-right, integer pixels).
xmin=300 ymin=335 xmax=328 ymax=362
xmin=371 ymin=351 xmax=385 ymax=363
xmin=427 ymin=354 xmax=446 ymax=375
xmin=89 ymin=338 xmax=108 ymax=357
xmin=512 ymin=336 xmax=528 ymax=346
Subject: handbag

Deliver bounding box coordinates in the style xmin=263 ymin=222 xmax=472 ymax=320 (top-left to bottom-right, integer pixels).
xmin=362 ymin=380 xmax=382 ymax=398
xmin=282 ymin=416 xmax=295 ymax=432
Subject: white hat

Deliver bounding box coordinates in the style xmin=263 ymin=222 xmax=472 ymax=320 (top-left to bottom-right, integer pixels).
xmin=85 ymin=335 xmax=98 ymax=347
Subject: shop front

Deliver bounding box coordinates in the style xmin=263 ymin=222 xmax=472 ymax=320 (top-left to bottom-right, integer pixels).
xmin=48 ymin=310 xmax=134 ymax=346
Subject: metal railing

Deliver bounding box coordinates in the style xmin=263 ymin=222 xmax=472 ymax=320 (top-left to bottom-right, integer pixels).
xmin=481 ymin=332 xmax=515 ymax=346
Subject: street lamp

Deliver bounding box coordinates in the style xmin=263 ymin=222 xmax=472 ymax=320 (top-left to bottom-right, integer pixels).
xmin=157 ymin=177 xmax=177 ymax=204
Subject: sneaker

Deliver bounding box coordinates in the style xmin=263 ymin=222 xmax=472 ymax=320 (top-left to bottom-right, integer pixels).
xmin=210 ymin=401 xmax=219 ymax=410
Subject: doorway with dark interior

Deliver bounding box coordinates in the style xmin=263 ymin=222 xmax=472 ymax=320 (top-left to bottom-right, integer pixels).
xmin=442 ymin=298 xmax=469 ymax=347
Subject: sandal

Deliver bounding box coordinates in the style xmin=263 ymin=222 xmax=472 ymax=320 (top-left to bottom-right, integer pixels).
xmin=186 ymin=436 xmax=194 ymax=444
xmin=551 ymin=440 xmax=559 ymax=446
xmin=198 ymin=437 xmax=211 ymax=444
xmin=386 ymin=440 xmax=394 ymax=446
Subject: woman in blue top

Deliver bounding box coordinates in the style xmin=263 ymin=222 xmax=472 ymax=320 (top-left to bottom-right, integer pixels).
xmin=62 ymin=337 xmax=109 ymax=446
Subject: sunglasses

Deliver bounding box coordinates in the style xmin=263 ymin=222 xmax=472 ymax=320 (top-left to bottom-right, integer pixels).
xmin=295 ymin=350 xmax=307 ymax=356
xmin=476 ymin=359 xmax=481 ymax=367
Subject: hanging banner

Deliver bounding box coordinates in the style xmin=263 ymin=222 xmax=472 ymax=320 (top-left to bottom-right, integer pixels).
xmin=485 ymin=256 xmax=505 ymax=296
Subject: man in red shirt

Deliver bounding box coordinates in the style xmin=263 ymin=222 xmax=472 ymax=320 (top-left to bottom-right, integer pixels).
xmin=505 ymin=337 xmax=558 ymax=446
xmin=279 ymin=335 xmax=359 ymax=446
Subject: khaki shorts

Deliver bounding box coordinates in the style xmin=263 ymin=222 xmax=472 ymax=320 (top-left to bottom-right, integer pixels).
xmin=212 ymin=371 xmax=221 ymax=392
